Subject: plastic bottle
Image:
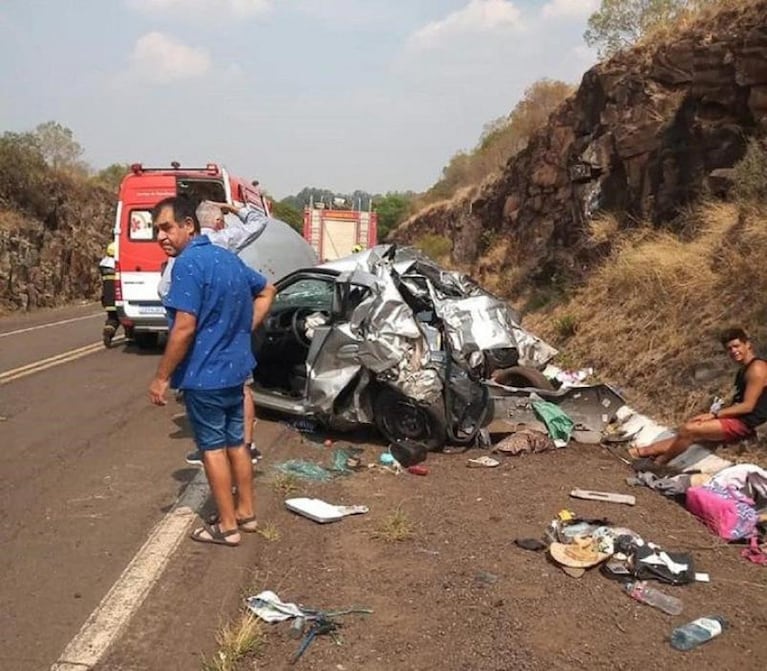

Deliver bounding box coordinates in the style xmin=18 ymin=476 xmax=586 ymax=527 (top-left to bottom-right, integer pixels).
xmin=670 ymin=616 xmax=728 ymax=651
xmin=624 ymin=580 xmax=684 ymax=616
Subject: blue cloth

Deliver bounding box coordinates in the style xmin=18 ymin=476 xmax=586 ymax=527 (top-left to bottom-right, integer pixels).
xmin=184 ymin=386 xmax=245 ymax=450
xmin=163 ymin=236 xmax=267 ymax=390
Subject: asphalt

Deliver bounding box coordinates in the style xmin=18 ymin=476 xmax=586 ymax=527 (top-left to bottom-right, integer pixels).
xmin=0 ymin=304 xmax=272 ymax=670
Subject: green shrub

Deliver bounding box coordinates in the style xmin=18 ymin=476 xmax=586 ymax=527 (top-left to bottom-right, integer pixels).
xmin=554 ymin=314 xmax=578 ymax=339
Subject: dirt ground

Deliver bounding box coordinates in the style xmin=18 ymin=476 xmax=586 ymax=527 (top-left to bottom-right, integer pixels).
xmin=198 ymin=421 xmax=767 ymax=671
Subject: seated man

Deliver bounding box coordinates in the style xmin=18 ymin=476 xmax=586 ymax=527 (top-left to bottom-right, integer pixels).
xmin=631 ymin=327 xmax=767 ymax=465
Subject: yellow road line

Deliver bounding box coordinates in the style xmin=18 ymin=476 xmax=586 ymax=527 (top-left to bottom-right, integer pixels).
xmin=0 ymin=338 xmax=125 ymax=385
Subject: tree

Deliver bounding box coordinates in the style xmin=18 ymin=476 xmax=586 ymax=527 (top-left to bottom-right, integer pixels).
xmin=373 ymin=192 xmax=414 ymax=240
xmin=271 ymin=199 xmax=304 ymax=233
xmin=93 ymin=163 xmax=131 ymax=193
xmin=33 ymin=121 xmax=84 ymax=171
xmin=421 ymin=78 xmax=573 ymax=205
xmin=584 ymin=0 xmax=695 ymax=58
xmin=0 ymin=131 xmax=50 ymax=216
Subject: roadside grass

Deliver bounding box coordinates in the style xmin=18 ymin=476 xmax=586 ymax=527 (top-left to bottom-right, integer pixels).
xmin=256 ymin=521 xmax=281 ymax=542
xmin=526 ymin=200 xmax=767 ymax=436
xmin=373 ymin=507 xmax=414 ymax=542
xmin=271 ymin=472 xmax=300 ymax=497
xmin=201 ymin=613 xmax=264 ymax=671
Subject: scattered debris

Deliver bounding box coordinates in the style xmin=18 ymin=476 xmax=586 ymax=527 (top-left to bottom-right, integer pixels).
xmin=406 ymin=464 xmax=429 ymax=476
xmin=532 ymin=397 xmax=575 ymax=447
xmin=570 ymin=489 xmax=636 ymax=506
xmin=285 ymin=497 xmax=369 ymax=524
xmin=245 ymin=591 xmax=372 ymax=665
xmin=492 ymin=429 xmax=554 ymax=456
xmin=274 ymin=459 xmax=332 ymax=482
xmin=467 ymin=456 xmax=500 ymax=468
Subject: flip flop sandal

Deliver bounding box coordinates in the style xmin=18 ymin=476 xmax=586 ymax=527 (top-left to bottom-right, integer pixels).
xmin=205 ymin=514 xmax=259 ymax=533
xmin=191 ymin=522 xmax=240 ymax=547
xmin=467 ymin=456 xmax=500 ymax=468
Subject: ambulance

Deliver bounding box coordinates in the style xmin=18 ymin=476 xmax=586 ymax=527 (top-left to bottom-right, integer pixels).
xmin=112 ymin=162 xmax=315 ymax=347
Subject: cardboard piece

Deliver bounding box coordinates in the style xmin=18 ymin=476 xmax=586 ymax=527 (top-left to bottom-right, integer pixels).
xmin=570 ymin=489 xmax=636 ymax=506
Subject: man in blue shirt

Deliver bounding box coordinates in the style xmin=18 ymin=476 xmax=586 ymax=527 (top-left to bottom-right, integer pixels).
xmin=149 ymin=196 xmax=276 ymax=547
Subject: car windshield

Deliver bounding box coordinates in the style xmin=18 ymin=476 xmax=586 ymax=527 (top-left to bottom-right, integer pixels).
xmin=274 ymin=277 xmax=334 ymax=311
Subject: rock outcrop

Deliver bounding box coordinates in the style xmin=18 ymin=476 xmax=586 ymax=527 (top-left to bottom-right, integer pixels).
xmin=393 ymin=0 xmax=767 ymax=297
xmin=0 ymin=178 xmax=115 ymax=312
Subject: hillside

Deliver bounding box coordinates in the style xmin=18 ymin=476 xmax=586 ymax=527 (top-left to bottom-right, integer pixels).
xmin=393 ymin=0 xmax=767 ymax=302
xmin=393 ymin=0 xmax=767 ymax=441
xmin=0 ymin=157 xmax=115 ymax=313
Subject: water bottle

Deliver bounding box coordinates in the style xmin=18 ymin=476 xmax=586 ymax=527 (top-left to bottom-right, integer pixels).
xmin=670 ymin=616 xmax=728 ymax=651
xmin=624 ymin=580 xmax=683 ymax=615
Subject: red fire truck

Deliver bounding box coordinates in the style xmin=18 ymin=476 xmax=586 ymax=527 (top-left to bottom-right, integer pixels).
xmin=302 ymin=206 xmax=378 ymax=262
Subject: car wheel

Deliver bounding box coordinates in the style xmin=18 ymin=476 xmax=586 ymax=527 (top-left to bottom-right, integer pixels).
xmin=373 ymin=387 xmax=447 ymax=451
xmin=492 ymin=365 xmax=555 ymax=390
xmin=134 ymin=332 xmax=159 ymax=349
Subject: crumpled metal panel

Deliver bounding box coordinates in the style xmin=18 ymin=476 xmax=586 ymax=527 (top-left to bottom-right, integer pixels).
xmin=305 ymin=323 xmax=365 ymax=416
xmin=306 ymin=244 xmax=556 ymax=425
xmin=511 ymin=326 xmax=559 ymax=369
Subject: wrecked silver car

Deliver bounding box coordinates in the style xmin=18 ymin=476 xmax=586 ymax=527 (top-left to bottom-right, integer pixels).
xmin=251 ymin=245 xmax=562 ymax=449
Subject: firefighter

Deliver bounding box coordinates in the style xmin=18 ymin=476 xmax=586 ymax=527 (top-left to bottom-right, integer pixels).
xmin=99 ymin=242 xmax=120 ymax=347
xmin=351 ymin=244 xmax=363 ymax=253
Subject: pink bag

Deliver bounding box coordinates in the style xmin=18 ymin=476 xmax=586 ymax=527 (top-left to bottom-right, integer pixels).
xmin=685 ymin=484 xmax=758 ymax=541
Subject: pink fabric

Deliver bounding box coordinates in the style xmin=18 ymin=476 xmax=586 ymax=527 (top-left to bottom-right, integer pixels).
xmin=685 ymin=484 xmax=757 ymax=541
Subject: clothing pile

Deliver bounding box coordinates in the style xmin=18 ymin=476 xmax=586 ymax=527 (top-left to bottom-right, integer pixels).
xmin=628 ymin=463 xmax=767 ymax=564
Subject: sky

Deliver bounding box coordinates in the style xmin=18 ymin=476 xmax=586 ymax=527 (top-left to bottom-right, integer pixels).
xmin=0 ymin=0 xmax=600 ymax=198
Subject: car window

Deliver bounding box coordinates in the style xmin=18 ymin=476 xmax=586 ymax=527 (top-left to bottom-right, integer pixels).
xmin=274 ymin=277 xmax=334 ymax=311
xmin=129 ymin=209 xmax=155 ymax=241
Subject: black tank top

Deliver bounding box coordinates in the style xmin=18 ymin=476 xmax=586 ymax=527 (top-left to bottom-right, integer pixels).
xmin=733 ymin=358 xmax=767 ymax=428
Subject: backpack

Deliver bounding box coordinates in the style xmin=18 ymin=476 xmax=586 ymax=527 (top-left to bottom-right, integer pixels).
xmin=685 ymin=483 xmax=758 ymax=541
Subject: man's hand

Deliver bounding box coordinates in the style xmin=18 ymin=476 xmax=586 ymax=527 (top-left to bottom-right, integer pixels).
xmin=216 ymin=202 xmax=239 ymax=215
xmin=690 ymin=412 xmax=715 ymax=423
xmin=149 ymin=377 xmax=169 ymax=406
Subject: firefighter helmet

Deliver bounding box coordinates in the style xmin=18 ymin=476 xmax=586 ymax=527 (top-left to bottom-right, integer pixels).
xmin=106 ymin=242 xmax=116 ymax=257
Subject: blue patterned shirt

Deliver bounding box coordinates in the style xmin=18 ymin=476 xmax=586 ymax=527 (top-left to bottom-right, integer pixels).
xmin=163 ymin=236 xmax=266 ymax=390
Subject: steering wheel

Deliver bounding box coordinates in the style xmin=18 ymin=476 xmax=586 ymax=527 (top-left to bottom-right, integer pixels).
xmin=291 ymin=307 xmax=324 ymax=348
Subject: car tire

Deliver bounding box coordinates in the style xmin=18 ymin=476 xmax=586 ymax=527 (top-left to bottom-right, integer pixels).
xmin=134 ymin=332 xmax=159 ymax=349
xmin=373 ymin=387 xmax=447 ymax=451
xmin=492 ymin=365 xmax=555 ymax=391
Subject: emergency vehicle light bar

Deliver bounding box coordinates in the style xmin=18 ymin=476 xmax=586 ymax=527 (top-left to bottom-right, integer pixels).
xmin=129 ymin=162 xmax=221 ymax=175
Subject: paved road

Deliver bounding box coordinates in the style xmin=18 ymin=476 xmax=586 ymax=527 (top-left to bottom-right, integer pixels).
xmin=0 ymin=305 xmax=274 ymax=670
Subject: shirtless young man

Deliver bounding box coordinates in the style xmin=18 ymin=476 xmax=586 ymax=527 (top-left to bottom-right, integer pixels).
xmin=631 ymin=327 xmax=767 ymax=465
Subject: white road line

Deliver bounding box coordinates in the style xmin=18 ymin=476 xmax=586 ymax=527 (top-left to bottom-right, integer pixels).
xmin=0 ymin=312 xmax=102 ymax=338
xmin=51 ymin=470 xmax=209 ymax=671
xmin=0 ymin=337 xmax=125 ymax=385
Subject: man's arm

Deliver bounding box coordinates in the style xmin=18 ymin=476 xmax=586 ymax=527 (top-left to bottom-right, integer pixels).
xmin=252 ymin=284 xmax=276 ymax=331
xmin=215 ymin=202 xmax=268 ymax=250
xmin=717 ymin=361 xmax=767 ymax=419
xmin=149 ymin=311 xmax=197 ymax=405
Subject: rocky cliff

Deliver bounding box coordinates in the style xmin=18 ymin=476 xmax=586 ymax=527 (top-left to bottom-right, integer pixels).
xmin=393 ymin=0 xmax=767 ymax=299
xmin=0 ymin=176 xmax=115 ymax=312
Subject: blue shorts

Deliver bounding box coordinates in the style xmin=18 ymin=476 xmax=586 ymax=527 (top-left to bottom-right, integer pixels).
xmin=184 ymin=386 xmax=245 ymax=451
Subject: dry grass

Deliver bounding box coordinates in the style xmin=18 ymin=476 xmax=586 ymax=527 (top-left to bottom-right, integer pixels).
xmin=256 ymin=521 xmax=281 ymax=542
xmin=526 ymin=201 xmax=767 ymax=426
xmin=638 ymin=0 xmax=762 ymax=53
xmin=271 ymin=472 xmax=300 ymax=497
xmin=373 ymin=507 xmax=414 ymax=542
xmin=587 ymin=213 xmax=620 ymax=246
xmin=201 ymin=613 xmax=265 ymax=671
